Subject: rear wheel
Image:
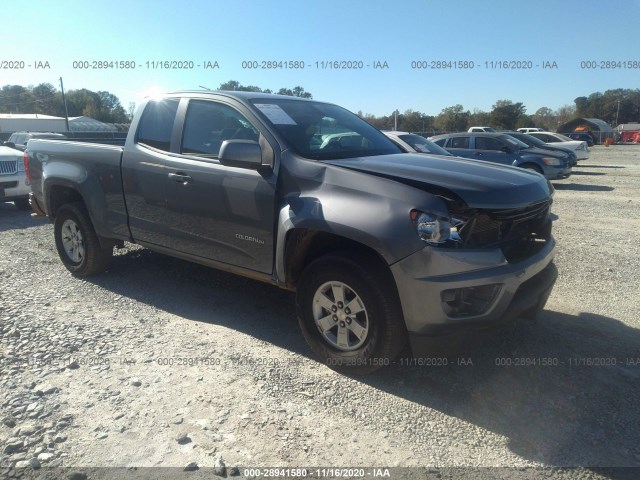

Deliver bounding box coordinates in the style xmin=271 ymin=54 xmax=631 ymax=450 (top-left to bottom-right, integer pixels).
xmin=54 ymin=202 xmax=113 ymax=276
xmin=296 ymin=251 xmax=406 ymax=374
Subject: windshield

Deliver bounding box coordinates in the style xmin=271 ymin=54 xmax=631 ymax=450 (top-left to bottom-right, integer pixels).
xmin=250 ymin=99 xmax=401 ymax=160
xmin=507 ymin=132 xmax=546 ymax=147
xmin=398 ymin=134 xmax=452 ymax=155
xmin=556 ymin=133 xmax=574 ymax=142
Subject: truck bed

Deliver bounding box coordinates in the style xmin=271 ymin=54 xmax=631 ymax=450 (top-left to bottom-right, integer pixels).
xmin=27 ymin=139 xmax=130 ymax=241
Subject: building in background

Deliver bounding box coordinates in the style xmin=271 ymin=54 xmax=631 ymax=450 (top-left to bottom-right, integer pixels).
xmin=0 ymin=114 xmax=67 ymax=135
xmin=616 ymin=123 xmax=640 ymax=143
xmin=556 ymin=118 xmax=615 ymax=144
xmin=0 ymin=114 xmax=128 ymax=142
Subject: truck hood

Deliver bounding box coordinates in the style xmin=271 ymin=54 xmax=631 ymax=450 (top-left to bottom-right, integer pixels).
xmin=325 ymin=153 xmax=553 ymax=209
xmin=0 ymin=146 xmax=23 ymax=160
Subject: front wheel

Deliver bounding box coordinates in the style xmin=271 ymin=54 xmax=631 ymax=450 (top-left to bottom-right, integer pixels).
xmin=54 ymin=202 xmax=113 ymax=276
xmin=296 ymin=251 xmax=407 ymax=374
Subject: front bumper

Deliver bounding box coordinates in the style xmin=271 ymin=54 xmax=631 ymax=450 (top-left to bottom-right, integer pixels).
xmin=390 ymin=238 xmax=557 ymax=354
xmin=543 ymin=164 xmax=572 ymax=180
xmin=0 ymin=174 xmax=30 ymax=202
xmin=575 ymin=149 xmax=590 ymax=160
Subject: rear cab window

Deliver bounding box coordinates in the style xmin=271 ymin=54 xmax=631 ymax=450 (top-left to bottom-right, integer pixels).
xmin=136 ymin=99 xmax=179 ymax=151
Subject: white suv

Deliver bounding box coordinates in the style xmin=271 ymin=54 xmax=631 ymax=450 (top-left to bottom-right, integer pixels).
xmin=0 ymin=145 xmax=30 ymax=210
xmin=467 ymin=126 xmax=496 ymax=132
xmin=517 ymin=128 xmax=546 ymax=133
xmin=7 ymin=132 xmax=67 ymax=152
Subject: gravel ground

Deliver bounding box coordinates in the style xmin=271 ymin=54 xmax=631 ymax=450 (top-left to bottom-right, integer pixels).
xmin=1 ymin=145 xmax=639 ymax=480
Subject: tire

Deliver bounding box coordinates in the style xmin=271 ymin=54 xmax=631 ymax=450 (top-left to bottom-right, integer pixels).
xmin=296 ymin=251 xmax=407 ymax=374
xmin=54 ymin=202 xmax=113 ymax=276
xmin=14 ymin=198 xmax=32 ymax=211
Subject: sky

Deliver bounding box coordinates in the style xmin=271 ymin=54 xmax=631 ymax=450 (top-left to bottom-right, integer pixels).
xmin=2 ymin=0 xmax=639 ymax=118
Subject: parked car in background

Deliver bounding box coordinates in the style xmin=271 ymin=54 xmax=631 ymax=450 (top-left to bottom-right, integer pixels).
xmin=503 ymin=131 xmax=578 ymax=166
xmin=563 ymin=131 xmax=595 ymax=146
xmin=429 ymin=132 xmax=572 ymax=180
xmin=382 ymin=131 xmax=452 ymax=156
xmin=6 ymin=132 xmax=67 ymax=152
xmin=467 ymin=126 xmax=496 ymax=133
xmin=0 ymin=145 xmax=30 ymax=210
xmin=527 ymin=132 xmax=590 ymax=160
xmin=517 ymin=128 xmax=546 ymax=133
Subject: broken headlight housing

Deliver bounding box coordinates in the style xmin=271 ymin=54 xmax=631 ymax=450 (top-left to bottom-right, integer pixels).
xmin=410 ymin=210 xmax=463 ymax=246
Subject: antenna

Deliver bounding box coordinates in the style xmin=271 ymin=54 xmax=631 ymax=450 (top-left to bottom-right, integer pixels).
xmin=198 ymin=85 xmax=212 ymax=91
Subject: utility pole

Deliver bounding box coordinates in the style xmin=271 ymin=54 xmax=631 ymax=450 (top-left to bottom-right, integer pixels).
xmin=615 ymin=99 xmax=620 ymax=126
xmin=394 ymin=110 xmax=398 ymax=130
xmin=59 ymin=77 xmax=70 ymax=132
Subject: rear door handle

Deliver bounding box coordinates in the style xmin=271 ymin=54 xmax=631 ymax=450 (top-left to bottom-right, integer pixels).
xmin=168 ymin=172 xmax=192 ymax=184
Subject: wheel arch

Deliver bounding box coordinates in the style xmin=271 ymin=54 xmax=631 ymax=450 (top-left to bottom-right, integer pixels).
xmin=47 ymin=184 xmax=84 ymax=219
xmin=283 ymin=228 xmax=396 ymax=291
xmin=520 ymin=162 xmax=543 ymax=174
xmin=46 ymin=185 xmax=117 ymax=249
xmin=294 ymin=244 xmax=408 ymax=373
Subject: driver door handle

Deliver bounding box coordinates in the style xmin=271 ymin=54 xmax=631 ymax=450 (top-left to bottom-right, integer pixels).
xmin=168 ymin=172 xmax=192 ymax=184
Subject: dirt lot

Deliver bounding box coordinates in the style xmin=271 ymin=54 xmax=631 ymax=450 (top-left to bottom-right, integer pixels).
xmin=1 ymin=145 xmax=639 ymax=479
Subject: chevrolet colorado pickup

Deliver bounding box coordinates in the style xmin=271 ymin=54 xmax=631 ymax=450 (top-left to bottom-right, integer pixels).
xmin=26 ymin=91 xmax=558 ymax=373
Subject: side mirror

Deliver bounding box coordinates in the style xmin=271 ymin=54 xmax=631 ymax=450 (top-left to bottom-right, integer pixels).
xmin=5 ymin=141 xmax=16 ymax=148
xmin=219 ymin=140 xmax=264 ymax=169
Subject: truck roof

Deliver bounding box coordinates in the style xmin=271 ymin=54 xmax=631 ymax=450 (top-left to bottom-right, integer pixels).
xmin=164 ymin=90 xmax=319 ymax=103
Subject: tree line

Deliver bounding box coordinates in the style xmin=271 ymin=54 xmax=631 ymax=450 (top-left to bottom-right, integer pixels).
xmin=216 ymin=80 xmax=312 ymax=99
xmin=0 ymin=83 xmax=130 ymax=123
xmin=1 ymin=82 xmax=638 ymax=132
xmin=0 ymin=81 xmax=313 ymax=124
xmin=362 ymin=89 xmax=640 ymax=133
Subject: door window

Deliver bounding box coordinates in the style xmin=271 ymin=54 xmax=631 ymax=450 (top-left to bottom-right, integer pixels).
xmin=475 ymin=137 xmax=503 ymax=151
xmin=449 ymin=136 xmax=470 ymax=148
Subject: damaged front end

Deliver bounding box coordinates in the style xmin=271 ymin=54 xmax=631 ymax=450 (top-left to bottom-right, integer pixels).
xmin=412 ymin=196 xmax=554 ymax=264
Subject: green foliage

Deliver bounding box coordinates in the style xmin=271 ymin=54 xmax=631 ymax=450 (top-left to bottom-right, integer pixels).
xmin=218 ymin=80 xmax=312 ymax=98
xmin=490 ymin=100 xmax=526 ymax=130
xmin=4 ymin=82 xmax=637 ymax=132
xmin=434 ymin=104 xmax=470 ymax=132
xmin=533 ymin=107 xmax=554 ymax=130
xmin=468 ymin=109 xmax=491 ymax=128
xmin=0 ymin=85 xmax=37 ymax=114
xmin=555 ymin=104 xmax=577 ymax=126
xmin=574 ymin=88 xmax=640 ymax=125
xmin=277 ymin=86 xmax=312 ymax=98
xmin=0 ymin=83 xmax=129 ymax=123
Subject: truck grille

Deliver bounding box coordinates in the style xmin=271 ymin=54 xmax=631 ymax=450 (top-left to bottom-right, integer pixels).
xmin=0 ymin=160 xmax=18 ymax=175
xmin=453 ymin=199 xmax=552 ymax=262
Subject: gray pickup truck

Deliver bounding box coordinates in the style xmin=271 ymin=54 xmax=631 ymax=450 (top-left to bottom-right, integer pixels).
xmin=26 ymin=91 xmax=558 ymax=373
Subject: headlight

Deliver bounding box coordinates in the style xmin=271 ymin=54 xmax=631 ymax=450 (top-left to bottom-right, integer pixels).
xmin=17 ymin=159 xmax=25 ymax=172
xmin=541 ymin=157 xmax=561 ymax=166
xmin=410 ymin=210 xmax=463 ymax=245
